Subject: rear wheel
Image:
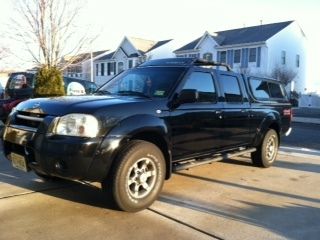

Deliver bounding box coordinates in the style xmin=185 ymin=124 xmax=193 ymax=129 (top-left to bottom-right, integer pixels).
xmin=102 ymin=140 xmax=166 ymax=212
xmin=251 ymin=129 xmax=279 ymax=168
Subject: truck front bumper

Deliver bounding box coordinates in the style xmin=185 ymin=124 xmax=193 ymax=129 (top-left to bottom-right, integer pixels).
xmin=2 ymin=125 xmax=118 ymax=182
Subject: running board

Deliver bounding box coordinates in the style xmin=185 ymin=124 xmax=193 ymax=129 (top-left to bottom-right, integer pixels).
xmin=172 ymin=148 xmax=256 ymax=171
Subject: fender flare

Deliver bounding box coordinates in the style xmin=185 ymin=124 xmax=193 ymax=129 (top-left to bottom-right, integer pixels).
xmin=99 ymin=114 xmax=172 ymax=179
xmin=252 ymin=112 xmax=281 ymax=146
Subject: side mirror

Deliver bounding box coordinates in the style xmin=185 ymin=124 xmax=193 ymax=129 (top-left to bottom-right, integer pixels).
xmin=177 ymin=89 xmax=198 ymax=105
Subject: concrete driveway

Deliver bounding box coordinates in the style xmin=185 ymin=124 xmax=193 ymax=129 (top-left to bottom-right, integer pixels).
xmin=0 ymin=150 xmax=319 ymax=240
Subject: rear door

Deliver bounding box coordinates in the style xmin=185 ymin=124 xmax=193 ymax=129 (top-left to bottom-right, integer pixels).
xmin=216 ymin=71 xmax=251 ymax=148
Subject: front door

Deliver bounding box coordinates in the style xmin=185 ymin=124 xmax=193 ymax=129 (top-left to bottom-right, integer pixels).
xmin=169 ymin=71 xmax=223 ymax=159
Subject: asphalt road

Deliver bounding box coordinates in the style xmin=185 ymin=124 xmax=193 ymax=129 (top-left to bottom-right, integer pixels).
xmin=282 ymin=122 xmax=320 ymax=150
xmin=1 ymin=147 xmax=319 ymax=240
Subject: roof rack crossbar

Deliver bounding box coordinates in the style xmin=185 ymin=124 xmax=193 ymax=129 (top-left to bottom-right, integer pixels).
xmin=192 ymin=59 xmax=231 ymax=71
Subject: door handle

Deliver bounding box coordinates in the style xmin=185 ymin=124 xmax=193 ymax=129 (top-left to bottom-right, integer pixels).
xmin=215 ymin=110 xmax=223 ymax=119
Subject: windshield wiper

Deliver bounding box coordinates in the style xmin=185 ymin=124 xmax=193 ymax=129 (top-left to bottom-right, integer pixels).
xmin=95 ymin=90 xmax=112 ymax=95
xmin=117 ymin=91 xmax=151 ymax=99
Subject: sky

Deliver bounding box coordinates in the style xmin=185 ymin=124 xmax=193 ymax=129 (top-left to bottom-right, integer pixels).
xmin=0 ymin=0 xmax=319 ymax=91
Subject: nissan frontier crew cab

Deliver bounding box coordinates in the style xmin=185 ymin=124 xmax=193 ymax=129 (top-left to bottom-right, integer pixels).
xmin=2 ymin=58 xmax=292 ymax=212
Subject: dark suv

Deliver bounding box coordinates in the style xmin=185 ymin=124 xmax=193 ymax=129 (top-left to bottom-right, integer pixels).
xmin=2 ymin=58 xmax=292 ymax=212
xmin=4 ymin=72 xmax=98 ymax=99
xmin=0 ymin=72 xmax=97 ymax=121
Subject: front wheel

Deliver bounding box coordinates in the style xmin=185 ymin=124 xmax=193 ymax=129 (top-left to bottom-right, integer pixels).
xmin=251 ymin=129 xmax=279 ymax=168
xmin=102 ymin=140 xmax=166 ymax=212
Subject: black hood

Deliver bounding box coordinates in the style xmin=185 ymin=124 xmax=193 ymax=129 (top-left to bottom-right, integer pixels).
xmin=16 ymin=95 xmax=145 ymax=116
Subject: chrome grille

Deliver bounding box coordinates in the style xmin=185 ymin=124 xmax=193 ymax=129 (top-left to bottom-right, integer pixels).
xmin=13 ymin=111 xmax=47 ymax=129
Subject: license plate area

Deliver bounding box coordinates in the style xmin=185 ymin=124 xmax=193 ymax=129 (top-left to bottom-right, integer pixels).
xmin=10 ymin=152 xmax=29 ymax=172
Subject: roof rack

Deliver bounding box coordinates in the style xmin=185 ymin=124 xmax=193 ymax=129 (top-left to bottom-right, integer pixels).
xmin=192 ymin=59 xmax=231 ymax=71
xmin=139 ymin=57 xmax=232 ymax=71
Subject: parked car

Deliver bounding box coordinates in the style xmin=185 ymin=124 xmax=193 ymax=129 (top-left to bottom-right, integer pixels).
xmin=2 ymin=58 xmax=292 ymax=212
xmin=4 ymin=72 xmax=97 ymax=98
xmin=0 ymin=72 xmax=97 ymax=121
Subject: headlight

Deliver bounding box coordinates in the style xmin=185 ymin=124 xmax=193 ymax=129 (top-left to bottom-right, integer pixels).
xmin=52 ymin=114 xmax=99 ymax=138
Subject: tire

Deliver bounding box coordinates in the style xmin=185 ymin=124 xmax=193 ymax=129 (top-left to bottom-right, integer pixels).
xmin=251 ymin=129 xmax=279 ymax=168
xmin=102 ymin=140 xmax=166 ymax=212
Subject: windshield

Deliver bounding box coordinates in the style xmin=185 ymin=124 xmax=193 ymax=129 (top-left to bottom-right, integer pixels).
xmin=97 ymin=67 xmax=186 ymax=98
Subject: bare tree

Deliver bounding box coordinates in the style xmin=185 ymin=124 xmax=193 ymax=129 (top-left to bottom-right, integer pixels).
xmin=10 ymin=0 xmax=95 ymax=69
xmin=0 ymin=46 xmax=10 ymax=61
xmin=271 ymin=65 xmax=297 ymax=86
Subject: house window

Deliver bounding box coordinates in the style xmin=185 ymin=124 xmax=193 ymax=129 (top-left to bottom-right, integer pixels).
xmin=128 ymin=60 xmax=133 ymax=69
xmin=95 ymin=64 xmax=99 ymax=76
xmin=177 ymin=54 xmax=188 ymax=58
xmin=220 ymin=51 xmax=227 ymax=63
xmin=100 ymin=63 xmax=105 ymax=76
xmin=281 ymin=51 xmax=286 ymax=65
xmin=249 ymin=48 xmax=257 ymax=62
xmin=118 ymin=62 xmax=124 ymax=73
xmin=188 ymin=53 xmax=198 ymax=58
xmin=108 ymin=62 xmax=116 ymax=76
xmin=203 ymin=53 xmax=213 ymax=61
xmin=234 ymin=49 xmax=241 ymax=64
xmin=296 ymin=54 xmax=300 ymax=68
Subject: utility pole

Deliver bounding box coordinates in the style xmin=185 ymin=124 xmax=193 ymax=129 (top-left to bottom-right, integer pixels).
xmin=90 ymin=51 xmax=93 ymax=82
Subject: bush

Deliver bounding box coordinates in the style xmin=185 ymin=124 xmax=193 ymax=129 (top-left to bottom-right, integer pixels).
xmin=34 ymin=67 xmax=65 ymax=97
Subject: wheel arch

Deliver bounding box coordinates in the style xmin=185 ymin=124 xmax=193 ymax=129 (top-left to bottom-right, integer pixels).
xmin=102 ymin=114 xmax=172 ymax=180
xmin=252 ymin=113 xmax=281 ymax=146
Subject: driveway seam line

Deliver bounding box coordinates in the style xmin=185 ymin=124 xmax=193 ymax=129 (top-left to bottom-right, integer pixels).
xmin=148 ymin=207 xmax=224 ymax=240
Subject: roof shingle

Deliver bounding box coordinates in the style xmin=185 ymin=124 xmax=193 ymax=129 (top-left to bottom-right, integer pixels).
xmin=175 ymin=21 xmax=294 ymax=52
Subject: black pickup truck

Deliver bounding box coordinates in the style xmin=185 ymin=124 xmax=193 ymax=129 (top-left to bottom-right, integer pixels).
xmin=2 ymin=58 xmax=292 ymax=212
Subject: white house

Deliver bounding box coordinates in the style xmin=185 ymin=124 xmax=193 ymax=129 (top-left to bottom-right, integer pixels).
xmin=63 ymin=50 xmax=109 ymax=80
xmin=174 ymin=21 xmax=307 ymax=93
xmin=94 ymin=37 xmax=173 ymax=86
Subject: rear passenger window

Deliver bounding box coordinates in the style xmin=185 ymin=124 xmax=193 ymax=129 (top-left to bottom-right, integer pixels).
xmin=219 ymin=75 xmax=243 ymax=102
xmin=182 ymin=72 xmax=216 ymax=102
xmin=249 ymin=79 xmax=271 ymax=98
xmin=249 ymin=78 xmax=285 ymax=100
xmin=268 ymin=82 xmax=284 ymax=98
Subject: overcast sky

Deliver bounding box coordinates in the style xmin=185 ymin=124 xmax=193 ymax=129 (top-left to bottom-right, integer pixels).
xmin=1 ymin=0 xmax=319 ymax=90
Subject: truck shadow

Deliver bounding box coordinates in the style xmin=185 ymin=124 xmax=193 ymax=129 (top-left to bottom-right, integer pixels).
xmin=157 ymin=194 xmax=320 ymax=240
xmin=221 ymin=155 xmax=320 ymax=174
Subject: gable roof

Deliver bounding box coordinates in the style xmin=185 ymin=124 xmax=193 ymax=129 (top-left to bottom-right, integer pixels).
xmin=175 ymin=37 xmax=202 ymax=52
xmin=127 ymin=37 xmax=157 ymax=53
xmin=175 ymin=21 xmax=294 ymax=52
xmin=96 ymin=37 xmax=172 ymax=61
xmin=96 ymin=51 xmax=115 ymax=61
xmin=146 ymin=39 xmax=172 ymax=53
xmin=65 ymin=50 xmax=108 ymax=64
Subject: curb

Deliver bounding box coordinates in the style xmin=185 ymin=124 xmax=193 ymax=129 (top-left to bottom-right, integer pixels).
xmin=279 ymin=146 xmax=320 ymax=158
xmin=292 ymin=117 xmax=320 ymax=125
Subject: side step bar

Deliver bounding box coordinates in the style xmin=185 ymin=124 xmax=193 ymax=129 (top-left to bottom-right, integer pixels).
xmin=172 ymin=148 xmax=256 ymax=171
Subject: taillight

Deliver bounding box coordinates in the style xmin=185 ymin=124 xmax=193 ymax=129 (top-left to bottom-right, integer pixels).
xmin=283 ymin=109 xmax=292 ymax=121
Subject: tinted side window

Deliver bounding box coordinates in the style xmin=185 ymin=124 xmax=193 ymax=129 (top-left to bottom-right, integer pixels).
xmin=219 ymin=75 xmax=242 ymax=102
xmin=249 ymin=78 xmax=285 ymax=99
xmin=249 ymin=78 xmax=271 ymax=98
xmin=182 ymin=72 xmax=216 ymax=102
xmin=268 ymin=82 xmax=284 ymax=98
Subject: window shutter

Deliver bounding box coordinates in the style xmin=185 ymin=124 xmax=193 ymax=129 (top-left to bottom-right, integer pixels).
xmin=241 ymin=48 xmax=249 ymax=68
xmin=257 ymin=47 xmax=261 ymax=67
